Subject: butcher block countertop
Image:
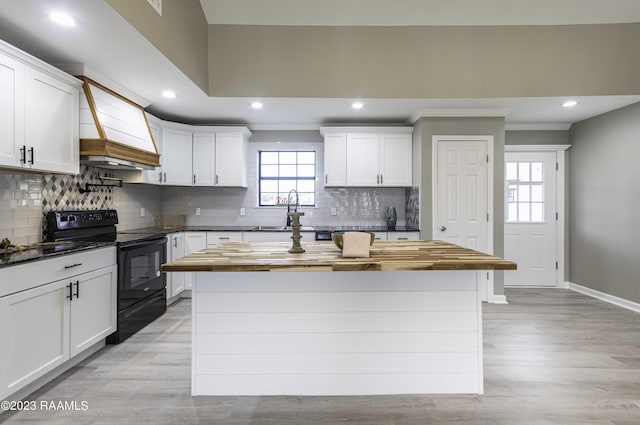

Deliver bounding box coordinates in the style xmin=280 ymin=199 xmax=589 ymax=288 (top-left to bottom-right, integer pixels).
xmin=162 ymin=240 xmax=517 ymax=272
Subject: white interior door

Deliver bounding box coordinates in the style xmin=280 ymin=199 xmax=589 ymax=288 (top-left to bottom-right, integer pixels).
xmin=435 ymin=139 xmax=489 ymax=251
xmin=434 ymin=136 xmax=492 ymax=302
xmin=504 ymin=151 xmax=557 ymax=286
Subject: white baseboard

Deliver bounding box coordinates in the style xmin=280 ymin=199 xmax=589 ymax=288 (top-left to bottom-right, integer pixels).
xmin=490 ymin=294 xmax=508 ymax=304
xmin=568 ymin=281 xmax=640 ymax=314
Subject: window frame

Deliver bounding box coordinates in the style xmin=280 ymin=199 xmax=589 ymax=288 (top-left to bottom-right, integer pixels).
xmin=258 ymin=150 xmax=316 ymax=207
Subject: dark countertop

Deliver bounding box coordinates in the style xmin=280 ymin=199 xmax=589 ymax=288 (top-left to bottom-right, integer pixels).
xmin=0 ymin=241 xmax=115 ymax=269
xmin=119 ymin=225 xmax=419 ymax=234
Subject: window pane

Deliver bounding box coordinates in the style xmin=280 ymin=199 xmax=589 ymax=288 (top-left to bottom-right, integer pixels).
xmin=531 ymin=162 xmax=543 ymax=182
xmin=507 ymin=184 xmax=517 ymax=202
xmin=279 ymin=180 xmax=297 ymax=195
xmin=299 ymin=193 xmax=315 ymax=205
xmin=506 ymin=162 xmax=518 ymax=181
xmin=260 ymin=193 xmax=278 ymax=205
xmin=279 ymin=164 xmax=297 ymax=177
xmin=518 ymin=203 xmax=530 ymax=221
xmin=297 ymin=180 xmax=315 ymax=192
xmin=279 ymin=152 xmax=297 ymax=164
xmin=298 ymin=164 xmax=315 ymax=177
xmin=518 ymin=162 xmax=530 ymax=182
xmin=261 ymin=180 xmax=278 ymax=192
xmin=507 ymin=203 xmax=518 ymax=222
xmin=261 ymin=152 xmax=278 ymax=164
xmin=518 ymin=185 xmax=530 ymax=202
xmin=261 ymin=165 xmax=278 ymax=177
xmin=298 ymin=152 xmax=315 ymax=164
xmin=531 ymin=185 xmax=543 ymax=202
xmin=531 ymin=203 xmax=544 ymax=222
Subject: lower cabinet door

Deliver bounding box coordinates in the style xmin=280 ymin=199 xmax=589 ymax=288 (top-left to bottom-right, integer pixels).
xmin=69 ymin=266 xmax=117 ymax=357
xmin=0 ymin=280 xmax=71 ymax=400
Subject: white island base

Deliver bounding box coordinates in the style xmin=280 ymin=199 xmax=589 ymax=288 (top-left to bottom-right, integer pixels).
xmin=192 ymin=270 xmax=483 ymax=396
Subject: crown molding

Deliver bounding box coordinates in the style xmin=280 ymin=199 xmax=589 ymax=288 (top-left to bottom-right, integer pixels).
xmin=505 ymin=122 xmax=572 ymax=131
xmin=410 ymin=108 xmax=509 ymax=124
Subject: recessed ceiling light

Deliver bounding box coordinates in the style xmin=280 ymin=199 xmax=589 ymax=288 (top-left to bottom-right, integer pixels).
xmin=351 ymin=102 xmax=364 ymax=110
xmin=562 ymin=100 xmax=578 ymax=108
xmin=251 ymin=101 xmax=263 ymax=109
xmin=162 ymin=90 xmax=177 ymax=99
xmin=49 ymin=11 xmax=77 ymax=27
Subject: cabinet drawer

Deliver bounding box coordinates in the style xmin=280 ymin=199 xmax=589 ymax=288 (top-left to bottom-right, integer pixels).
xmin=206 ymin=232 xmax=243 ymax=246
xmin=0 ymin=247 xmax=116 ymax=297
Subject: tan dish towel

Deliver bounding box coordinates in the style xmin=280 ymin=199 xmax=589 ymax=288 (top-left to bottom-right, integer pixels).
xmin=342 ymin=232 xmax=371 ymax=258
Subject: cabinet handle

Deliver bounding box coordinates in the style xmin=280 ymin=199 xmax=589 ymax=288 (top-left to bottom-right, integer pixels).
xmin=173 ymin=237 xmax=177 ymax=247
xmin=325 ymin=174 xmax=328 ymax=184
xmin=67 ymin=283 xmax=73 ymax=300
xmin=193 ymin=174 xmax=196 ymax=184
xmin=28 ymin=147 xmax=34 ymax=164
xmin=218 ymin=237 xmax=230 ymax=240
xmin=397 ymin=237 xmax=408 ymax=240
xmin=20 ymin=146 xmax=26 ymax=164
xmin=215 ymin=174 xmax=219 ymax=185
xmin=158 ymin=172 xmax=162 ymax=182
xmin=163 ymin=172 xmax=167 ymax=183
xmin=64 ymin=262 xmax=83 ymax=269
xmin=380 ymin=174 xmax=383 ymax=185
xmin=376 ymin=174 xmax=379 ymax=184
xmin=74 ymin=280 xmax=80 ymax=298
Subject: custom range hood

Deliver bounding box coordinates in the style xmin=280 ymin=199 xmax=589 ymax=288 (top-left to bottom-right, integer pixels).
xmin=79 ymin=77 xmax=160 ymax=170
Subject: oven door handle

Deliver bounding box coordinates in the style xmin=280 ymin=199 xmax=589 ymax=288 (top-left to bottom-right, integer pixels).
xmin=119 ymin=238 xmax=166 ymax=250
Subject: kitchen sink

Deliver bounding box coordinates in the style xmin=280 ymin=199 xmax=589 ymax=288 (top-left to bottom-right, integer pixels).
xmin=251 ymin=225 xmax=315 ymax=231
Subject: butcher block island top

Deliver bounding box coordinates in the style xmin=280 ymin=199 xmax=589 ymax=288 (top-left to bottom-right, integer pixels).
xmin=161 ymin=240 xmax=516 ymax=272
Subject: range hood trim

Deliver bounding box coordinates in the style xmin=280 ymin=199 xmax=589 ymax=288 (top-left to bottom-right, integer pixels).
xmin=79 ymin=76 xmax=160 ymax=169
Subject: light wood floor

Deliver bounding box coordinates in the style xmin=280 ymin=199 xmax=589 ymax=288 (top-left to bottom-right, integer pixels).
xmin=1 ymin=288 xmax=640 ymax=425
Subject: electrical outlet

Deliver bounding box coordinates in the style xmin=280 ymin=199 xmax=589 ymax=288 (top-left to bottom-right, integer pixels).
xmin=140 ymin=207 xmax=146 ymax=217
xmin=195 ymin=208 xmax=201 ymax=216
xmin=331 ymin=207 xmax=337 ymax=216
xmin=240 ymin=208 xmax=246 ymax=216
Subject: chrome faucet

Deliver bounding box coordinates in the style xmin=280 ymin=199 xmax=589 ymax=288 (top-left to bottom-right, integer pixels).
xmin=286 ymin=189 xmax=299 ymax=227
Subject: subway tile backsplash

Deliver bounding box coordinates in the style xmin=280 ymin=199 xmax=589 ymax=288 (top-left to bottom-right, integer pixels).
xmin=0 ymin=173 xmax=43 ymax=244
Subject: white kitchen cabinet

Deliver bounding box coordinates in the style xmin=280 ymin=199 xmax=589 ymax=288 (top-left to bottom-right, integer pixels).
xmin=321 ymin=127 xmax=413 ymax=188
xmin=323 ymin=133 xmax=347 ymax=186
xmin=387 ymin=231 xmax=420 ymax=241
xmin=215 ymin=132 xmax=249 ymax=187
xmin=161 ymin=128 xmax=193 ymax=186
xmin=346 ymin=133 xmax=381 ymax=186
xmin=0 ymin=248 xmax=116 ymax=400
xmin=184 ymin=232 xmax=207 ymax=290
xmin=167 ymin=232 xmax=186 ymax=298
xmin=379 ymin=134 xmax=413 ymax=186
xmin=192 ymin=133 xmax=216 ymax=186
xmin=206 ymin=231 xmax=243 ymax=246
xmin=0 ymin=42 xmax=80 ymax=175
xmin=373 ymin=232 xmax=387 ymax=242
xmin=0 ymin=51 xmax=24 ymax=169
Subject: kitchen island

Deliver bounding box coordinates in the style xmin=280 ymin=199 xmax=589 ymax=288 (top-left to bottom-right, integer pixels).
xmin=162 ymin=240 xmax=516 ymax=396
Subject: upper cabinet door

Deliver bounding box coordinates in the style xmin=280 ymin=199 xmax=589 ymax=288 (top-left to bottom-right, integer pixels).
xmin=140 ymin=120 xmax=163 ymax=184
xmin=162 ymin=128 xmax=193 ymax=186
xmin=323 ymin=133 xmax=347 ymax=186
xmin=346 ymin=133 xmax=380 ymax=186
xmin=23 ymin=67 xmax=79 ymax=174
xmin=0 ymin=52 xmax=24 ymax=168
xmin=215 ymin=133 xmax=247 ymax=187
xmin=379 ymin=134 xmax=412 ymax=187
xmin=192 ymin=133 xmax=216 ymax=186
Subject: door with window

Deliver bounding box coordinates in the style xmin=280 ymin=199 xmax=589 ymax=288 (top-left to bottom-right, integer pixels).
xmin=504 ymin=152 xmax=557 ymax=286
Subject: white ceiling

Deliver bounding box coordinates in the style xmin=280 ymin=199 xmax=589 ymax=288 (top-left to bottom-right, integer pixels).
xmin=0 ymin=0 xmax=639 ymax=129
xmin=199 ymin=0 xmax=640 ymax=26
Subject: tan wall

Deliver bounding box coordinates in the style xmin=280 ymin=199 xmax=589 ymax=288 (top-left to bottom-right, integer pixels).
xmin=106 ymin=0 xmax=208 ymax=92
xmin=208 ymin=23 xmax=640 ymax=98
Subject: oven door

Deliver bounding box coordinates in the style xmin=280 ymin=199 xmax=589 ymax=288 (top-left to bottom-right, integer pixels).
xmin=117 ymin=237 xmax=166 ymax=311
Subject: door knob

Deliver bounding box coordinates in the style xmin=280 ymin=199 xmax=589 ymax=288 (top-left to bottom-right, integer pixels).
xmin=440 ymin=226 xmax=447 ymax=231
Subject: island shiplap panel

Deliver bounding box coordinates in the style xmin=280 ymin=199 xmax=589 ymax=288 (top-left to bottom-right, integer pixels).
xmin=193 ymin=270 xmax=482 ymax=395
xmin=196 ymin=331 xmax=478 ymax=354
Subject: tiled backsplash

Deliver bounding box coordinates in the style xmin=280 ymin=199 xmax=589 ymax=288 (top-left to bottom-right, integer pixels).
xmin=405 ymin=186 xmax=419 ymax=229
xmin=0 ymin=173 xmax=44 ymax=244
